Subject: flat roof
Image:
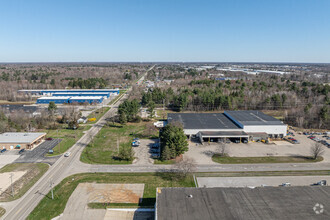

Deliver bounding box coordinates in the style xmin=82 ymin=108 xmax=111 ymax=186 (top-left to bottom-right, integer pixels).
xmin=225 ymin=110 xmax=285 ymax=126
xmin=167 ymin=113 xmax=240 ymax=130
xmin=0 ymin=132 xmax=46 ymax=144
xmin=19 ymin=89 xmax=119 ymax=92
xmin=52 ymin=92 xmax=110 ymax=95
xmin=157 ymin=187 xmax=330 ymax=220
xmin=37 ymin=97 xmax=70 ymax=100
xmin=69 ymin=96 xmax=103 ymax=100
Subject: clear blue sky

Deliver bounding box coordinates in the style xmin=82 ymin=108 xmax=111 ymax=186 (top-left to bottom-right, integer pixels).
xmin=1 ymin=0 xmax=329 ymax=62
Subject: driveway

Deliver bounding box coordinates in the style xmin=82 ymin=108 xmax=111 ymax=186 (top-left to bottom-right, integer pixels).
xmin=15 ymin=139 xmax=62 ymax=165
xmin=132 ymin=139 xmax=156 ymax=165
xmin=184 ymin=133 xmax=330 ymax=165
xmin=197 ymin=176 xmax=330 ymax=188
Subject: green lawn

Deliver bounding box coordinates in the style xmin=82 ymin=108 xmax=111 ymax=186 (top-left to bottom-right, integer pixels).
xmin=0 ymin=163 xmax=49 ymax=202
xmin=212 ymin=154 xmax=324 ymax=164
xmin=87 ymin=107 xmax=110 ymax=124
xmin=80 ymin=122 xmax=158 ymax=164
xmin=45 ymin=125 xmax=91 ymax=156
xmin=27 ymin=173 xmax=194 ymax=220
xmin=0 ymin=207 xmax=5 ymax=218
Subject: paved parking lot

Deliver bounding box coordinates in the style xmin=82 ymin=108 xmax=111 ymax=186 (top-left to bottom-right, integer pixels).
xmin=15 ymin=139 xmax=62 ymax=165
xmin=132 ymin=139 xmax=157 ymax=165
xmin=185 ymin=133 xmax=330 ymax=165
xmin=0 ymin=154 xmax=20 ymax=169
xmin=197 ymin=176 xmax=330 ymax=188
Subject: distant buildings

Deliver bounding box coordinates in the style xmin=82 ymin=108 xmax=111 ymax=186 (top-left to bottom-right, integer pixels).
xmin=19 ymin=89 xmax=119 ymax=105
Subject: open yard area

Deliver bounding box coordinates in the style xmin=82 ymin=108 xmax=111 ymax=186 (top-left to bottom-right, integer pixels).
xmin=0 ymin=163 xmax=49 ymax=202
xmin=185 ymin=132 xmax=330 ymax=164
xmin=80 ymin=121 xmax=158 ymax=164
xmin=45 ymin=125 xmax=91 ymax=156
xmin=87 ymin=107 xmax=110 ymax=124
xmin=197 ymin=176 xmax=330 ymax=188
xmin=27 ymin=173 xmax=194 ymax=220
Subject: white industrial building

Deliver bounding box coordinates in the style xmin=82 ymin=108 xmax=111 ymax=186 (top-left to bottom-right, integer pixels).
xmin=167 ymin=110 xmax=287 ymax=143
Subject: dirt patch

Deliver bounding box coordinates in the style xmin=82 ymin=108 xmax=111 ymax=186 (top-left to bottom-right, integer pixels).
xmin=0 ymin=171 xmax=27 ymax=193
xmin=0 ymin=163 xmax=49 ymax=202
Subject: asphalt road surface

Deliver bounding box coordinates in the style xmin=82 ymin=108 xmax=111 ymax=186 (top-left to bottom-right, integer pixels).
xmin=4 ymin=64 xmax=330 ymax=220
xmin=15 ymin=139 xmax=62 ymax=165
xmin=2 ymin=65 xmax=155 ymax=220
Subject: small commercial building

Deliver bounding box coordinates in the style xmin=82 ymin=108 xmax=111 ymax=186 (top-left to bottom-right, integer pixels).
xmin=0 ymin=132 xmax=46 ymax=150
xmin=156 ymin=187 xmax=330 ymax=220
xmin=167 ymin=110 xmax=287 ymax=143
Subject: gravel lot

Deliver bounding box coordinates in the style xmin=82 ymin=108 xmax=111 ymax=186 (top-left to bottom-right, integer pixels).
xmin=197 ymin=176 xmax=330 ymax=188
xmin=184 ymin=132 xmax=330 ymax=164
xmin=132 ymin=139 xmax=157 ymax=165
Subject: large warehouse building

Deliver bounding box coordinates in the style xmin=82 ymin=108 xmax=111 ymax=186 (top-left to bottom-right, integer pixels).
xmin=36 ymin=96 xmax=104 ymax=104
xmin=0 ymin=132 xmax=46 ymax=150
xmin=167 ymin=110 xmax=287 ymax=142
xmin=156 ymin=187 xmax=330 ymax=220
xmin=19 ymin=89 xmax=120 ymax=96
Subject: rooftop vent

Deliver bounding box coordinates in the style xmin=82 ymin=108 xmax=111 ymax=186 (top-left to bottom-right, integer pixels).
xmin=187 ymin=194 xmax=193 ymax=198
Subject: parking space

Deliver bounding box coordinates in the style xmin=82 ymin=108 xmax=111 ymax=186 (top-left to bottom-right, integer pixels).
xmin=15 ymin=139 xmax=62 ymax=165
xmin=0 ymin=153 xmax=20 ymax=169
xmin=132 ymin=139 xmax=157 ymax=165
xmin=197 ymin=176 xmax=330 ymax=188
xmin=185 ymin=131 xmax=330 ymax=164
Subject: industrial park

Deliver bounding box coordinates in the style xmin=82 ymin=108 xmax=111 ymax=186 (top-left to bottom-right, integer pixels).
xmin=0 ymin=1 xmax=330 ymax=220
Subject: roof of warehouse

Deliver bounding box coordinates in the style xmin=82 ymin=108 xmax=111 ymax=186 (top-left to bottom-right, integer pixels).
xmin=225 ymin=110 xmax=285 ymax=126
xmin=37 ymin=96 xmax=70 ymax=100
xmin=0 ymin=132 xmax=46 ymax=144
xmin=156 ymin=187 xmax=330 ymax=220
xmin=69 ymin=96 xmax=103 ymax=100
xmin=167 ymin=113 xmax=240 ymax=130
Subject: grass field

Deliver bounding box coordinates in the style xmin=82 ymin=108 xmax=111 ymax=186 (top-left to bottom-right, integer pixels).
xmin=27 ymin=173 xmax=194 ymax=220
xmin=45 ymin=125 xmax=91 ymax=156
xmin=0 ymin=163 xmax=49 ymax=202
xmin=87 ymin=107 xmax=110 ymax=124
xmin=212 ymin=154 xmax=323 ymax=164
xmin=0 ymin=207 xmax=5 ymax=218
xmin=80 ymin=122 xmax=158 ymax=164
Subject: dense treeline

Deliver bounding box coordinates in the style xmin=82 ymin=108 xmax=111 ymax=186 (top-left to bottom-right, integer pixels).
xmin=141 ymin=78 xmax=330 ymax=129
xmin=0 ymin=64 xmax=149 ymax=101
xmin=68 ymin=78 xmax=107 ymax=89
xmin=118 ymin=99 xmax=140 ymax=123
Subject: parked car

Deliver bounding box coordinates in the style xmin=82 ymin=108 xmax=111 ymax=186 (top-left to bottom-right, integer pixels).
xmin=46 ymin=137 xmax=53 ymax=141
xmin=242 ymin=139 xmax=248 ymax=143
xmin=311 ymin=180 xmax=327 ymax=186
xmin=281 ymin=182 xmax=291 ymax=187
xmin=1 ymin=149 xmax=7 ymax=153
xmin=64 ymin=152 xmax=71 ymax=157
xmin=19 ymin=149 xmax=25 ymax=154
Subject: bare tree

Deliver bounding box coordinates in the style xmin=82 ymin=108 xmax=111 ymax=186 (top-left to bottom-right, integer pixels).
xmin=216 ymin=142 xmax=228 ymax=156
xmin=310 ymin=142 xmax=325 ymax=160
xmin=173 ymin=157 xmax=197 ymax=178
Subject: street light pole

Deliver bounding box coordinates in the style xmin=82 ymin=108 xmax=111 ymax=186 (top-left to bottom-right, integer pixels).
xmin=50 ymin=179 xmax=54 ymax=200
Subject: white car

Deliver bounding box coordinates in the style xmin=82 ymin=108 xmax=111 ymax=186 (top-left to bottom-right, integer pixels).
xmin=64 ymin=152 xmax=71 ymax=157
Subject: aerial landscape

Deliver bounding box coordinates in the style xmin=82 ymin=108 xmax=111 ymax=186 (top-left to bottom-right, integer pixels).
xmin=0 ymin=1 xmax=329 ymax=220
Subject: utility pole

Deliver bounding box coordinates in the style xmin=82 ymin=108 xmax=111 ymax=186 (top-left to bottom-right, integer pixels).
xmin=9 ymin=173 xmax=14 ymax=197
xmin=117 ymin=136 xmax=119 ymax=153
xmin=49 ymin=179 xmax=54 ymax=200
